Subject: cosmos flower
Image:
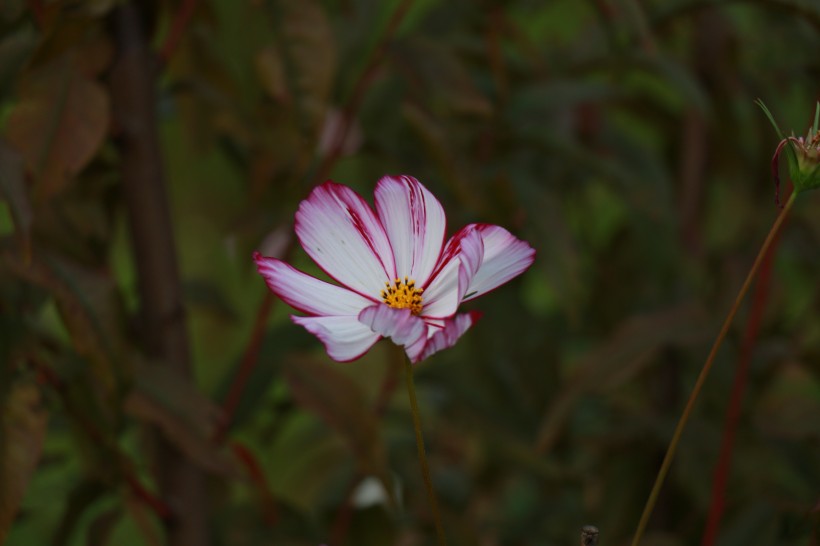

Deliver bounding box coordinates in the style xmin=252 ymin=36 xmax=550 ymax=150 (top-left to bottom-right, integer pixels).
xmin=254 ymin=176 xmax=535 ymax=363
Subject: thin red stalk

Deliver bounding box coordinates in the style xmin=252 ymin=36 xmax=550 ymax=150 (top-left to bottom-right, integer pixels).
xmin=701 ymin=190 xmax=790 ymax=545
xmin=232 ymin=442 xmax=279 ymax=525
xmin=631 ymin=192 xmax=796 ymax=546
xmin=26 ymin=0 xmax=45 ymax=27
xmin=159 ymin=0 xmax=198 ymax=65
xmin=214 ymin=291 xmax=275 ymax=443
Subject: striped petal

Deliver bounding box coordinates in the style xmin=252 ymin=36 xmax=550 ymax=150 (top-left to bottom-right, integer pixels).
xmin=358 ymin=304 xmax=428 ymax=361
xmin=295 ymin=182 xmax=395 ymax=298
xmin=422 ymin=226 xmax=483 ymax=318
xmin=374 ymin=175 xmax=446 ymax=286
xmin=417 ymin=311 xmax=481 ymax=363
xmin=462 ymin=224 xmax=535 ymax=301
xmin=292 ymin=315 xmax=381 ymax=362
xmin=254 ymin=253 xmax=375 ymax=316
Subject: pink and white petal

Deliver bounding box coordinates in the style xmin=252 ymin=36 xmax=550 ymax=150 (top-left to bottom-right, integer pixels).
xmin=422 ymin=226 xmax=483 ymax=318
xmin=462 ymin=224 xmax=535 ymax=302
xmin=358 ymin=304 xmax=427 ymax=352
xmin=292 ymin=315 xmax=381 ymax=362
xmin=374 ymin=176 xmax=446 ymax=286
xmin=456 ymin=227 xmax=484 ymax=303
xmin=295 ymin=182 xmax=395 ymax=298
xmin=254 ymin=253 xmax=375 ymax=316
xmin=416 ymin=311 xmax=482 ymax=363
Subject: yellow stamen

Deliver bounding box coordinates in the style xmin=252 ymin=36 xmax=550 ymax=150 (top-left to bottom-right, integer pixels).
xmin=381 ymin=276 xmax=423 ymax=315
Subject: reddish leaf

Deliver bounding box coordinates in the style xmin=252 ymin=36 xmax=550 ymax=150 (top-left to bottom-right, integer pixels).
xmin=283 ymin=355 xmax=387 ymax=476
xmin=0 ymin=382 xmax=49 ymax=544
xmin=4 ymin=53 xmax=109 ymax=199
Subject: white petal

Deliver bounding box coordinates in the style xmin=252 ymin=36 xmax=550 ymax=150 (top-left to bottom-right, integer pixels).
xmin=422 ymin=226 xmax=483 ymax=318
xmin=295 ymin=182 xmax=395 ymax=298
xmin=462 ymin=224 xmax=535 ymax=301
xmin=358 ymin=304 xmax=427 ymax=360
xmin=417 ymin=311 xmax=480 ymax=362
xmin=292 ymin=315 xmax=380 ymax=362
xmin=374 ymin=176 xmax=446 ymax=286
xmin=254 ymin=253 xmax=375 ymax=315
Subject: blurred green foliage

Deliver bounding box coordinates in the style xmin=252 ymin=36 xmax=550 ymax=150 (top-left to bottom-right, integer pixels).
xmin=1 ymin=0 xmax=820 ymax=545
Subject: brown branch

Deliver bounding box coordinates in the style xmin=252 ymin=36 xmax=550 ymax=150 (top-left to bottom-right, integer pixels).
xmin=108 ymin=4 xmax=208 ymax=545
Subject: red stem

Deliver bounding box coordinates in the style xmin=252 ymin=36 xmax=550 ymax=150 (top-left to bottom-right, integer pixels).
xmin=25 ymin=0 xmax=45 ymax=26
xmin=700 ymin=191 xmax=790 ymax=545
xmin=232 ymin=442 xmax=279 ymax=525
xmin=159 ymin=0 xmax=198 ymax=65
xmin=214 ymin=291 xmax=276 ymax=443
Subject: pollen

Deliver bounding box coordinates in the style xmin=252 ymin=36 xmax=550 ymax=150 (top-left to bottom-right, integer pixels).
xmin=381 ymin=277 xmax=424 ymax=315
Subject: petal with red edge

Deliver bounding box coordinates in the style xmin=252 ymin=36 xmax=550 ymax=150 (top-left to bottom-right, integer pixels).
xmin=292 ymin=315 xmax=381 ymax=362
xmin=358 ymin=304 xmax=427 ymax=360
xmin=296 ymin=182 xmax=395 ymax=298
xmin=422 ymin=226 xmax=483 ymax=318
xmin=462 ymin=224 xmax=535 ymax=301
xmin=374 ymin=176 xmax=446 ymax=286
xmin=254 ymin=253 xmax=375 ymax=316
xmin=417 ymin=311 xmax=481 ymax=363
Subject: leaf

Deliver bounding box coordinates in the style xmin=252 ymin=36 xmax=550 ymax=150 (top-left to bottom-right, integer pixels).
xmin=255 ymin=44 xmax=289 ymax=103
xmin=0 ymin=139 xmax=32 ymax=247
xmin=283 ymin=355 xmax=387 ymax=476
xmin=0 ymin=382 xmax=49 ymax=544
xmin=271 ymin=0 xmax=336 ymax=135
xmin=394 ymin=37 xmax=492 ymax=117
xmin=4 ymin=53 xmax=109 ymax=200
xmin=535 ymin=303 xmax=711 ymax=453
xmin=124 ymin=362 xmax=238 ymax=476
xmin=0 ymin=26 xmax=37 ymax=97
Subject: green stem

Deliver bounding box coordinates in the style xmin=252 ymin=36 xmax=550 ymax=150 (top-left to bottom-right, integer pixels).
xmin=631 ymin=191 xmax=797 ymax=546
xmin=404 ymin=354 xmax=448 ymax=546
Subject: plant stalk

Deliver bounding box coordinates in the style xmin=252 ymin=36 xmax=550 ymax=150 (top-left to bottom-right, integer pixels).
xmin=404 ymin=354 xmax=448 ymax=546
xmin=630 ymin=191 xmax=797 ymax=546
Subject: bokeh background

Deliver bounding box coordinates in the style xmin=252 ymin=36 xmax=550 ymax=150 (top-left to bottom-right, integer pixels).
xmin=1 ymin=0 xmax=819 ymax=545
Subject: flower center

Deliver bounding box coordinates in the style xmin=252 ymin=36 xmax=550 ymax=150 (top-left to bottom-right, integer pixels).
xmin=381 ymin=277 xmax=423 ymax=315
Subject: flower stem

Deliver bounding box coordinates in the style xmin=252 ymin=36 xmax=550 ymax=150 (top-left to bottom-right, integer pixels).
xmin=404 ymin=354 xmax=448 ymax=546
xmin=630 ymin=191 xmax=797 ymax=546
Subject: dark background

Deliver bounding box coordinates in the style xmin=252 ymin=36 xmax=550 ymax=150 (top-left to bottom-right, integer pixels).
xmin=1 ymin=0 xmax=819 ymax=545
